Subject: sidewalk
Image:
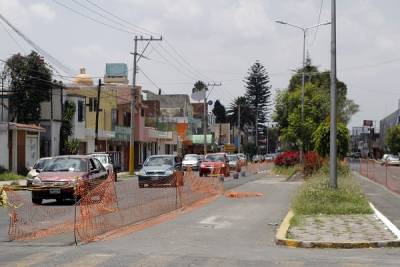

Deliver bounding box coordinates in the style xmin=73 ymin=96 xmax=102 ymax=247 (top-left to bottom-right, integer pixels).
xmin=354 ymin=171 xmax=400 ymax=229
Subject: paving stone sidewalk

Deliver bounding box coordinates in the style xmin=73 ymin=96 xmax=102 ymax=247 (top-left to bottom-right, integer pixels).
xmin=288 ymin=214 xmax=397 ymax=242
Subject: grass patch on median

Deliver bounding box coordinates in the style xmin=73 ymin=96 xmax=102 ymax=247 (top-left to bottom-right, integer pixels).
xmin=0 ymin=172 xmax=25 ymax=181
xmin=290 ymin=167 xmax=372 ymax=226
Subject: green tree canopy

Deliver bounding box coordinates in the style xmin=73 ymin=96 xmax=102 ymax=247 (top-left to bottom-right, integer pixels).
xmin=192 ymin=80 xmax=208 ymax=93
xmin=226 ymin=96 xmax=254 ymax=130
xmin=312 ymin=120 xmax=350 ymax=159
xmin=244 ymin=61 xmax=272 ymax=133
xmin=4 ymin=51 xmax=54 ymax=123
xmin=274 ymin=59 xmax=358 ymax=151
xmin=212 ymin=100 xmax=227 ymax=123
xmin=385 ymin=126 xmax=400 ymax=154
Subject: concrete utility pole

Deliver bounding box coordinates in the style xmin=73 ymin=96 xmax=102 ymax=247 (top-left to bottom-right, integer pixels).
xmin=203 ymin=82 xmax=222 ymax=155
xmin=238 ymin=104 xmax=241 ymax=153
xmin=129 ymin=35 xmax=162 ymax=175
xmin=95 ymin=79 xmax=102 ymax=152
xmin=275 ymin=20 xmax=331 ymax=163
xmin=330 ymin=0 xmax=338 ymax=188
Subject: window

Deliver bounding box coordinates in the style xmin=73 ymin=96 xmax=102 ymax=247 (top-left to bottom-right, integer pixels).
xmin=89 ymin=98 xmax=97 ymax=112
xmin=78 ymin=100 xmax=85 ymax=122
xmin=123 ymin=112 xmax=131 ymax=126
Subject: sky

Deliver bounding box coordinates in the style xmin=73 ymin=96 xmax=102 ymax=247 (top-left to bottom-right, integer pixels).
xmin=0 ymin=0 xmax=399 ymax=130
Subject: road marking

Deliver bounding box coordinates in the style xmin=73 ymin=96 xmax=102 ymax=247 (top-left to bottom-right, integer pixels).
xmin=369 ymin=202 xmax=400 ymax=239
xmin=4 ymin=252 xmax=52 ymax=267
xmin=199 ymin=215 xmax=232 ymax=229
xmin=60 ymin=253 xmax=114 ymax=267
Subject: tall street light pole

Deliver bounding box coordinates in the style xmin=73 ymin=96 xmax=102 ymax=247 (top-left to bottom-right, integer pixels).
xmin=275 ymin=20 xmax=330 ymax=162
xmin=330 ymin=0 xmax=338 ymax=188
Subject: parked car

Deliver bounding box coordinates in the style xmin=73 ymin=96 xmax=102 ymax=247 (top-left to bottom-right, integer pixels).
xmin=137 ymin=155 xmax=182 ymax=188
xmin=383 ymin=155 xmax=400 ymax=166
xmin=31 ymin=155 xmax=108 ymax=204
xmin=237 ymin=153 xmax=247 ymax=166
xmin=252 ymin=155 xmax=261 ymax=163
xmin=26 ymin=157 xmax=52 ymax=187
xmin=227 ymin=154 xmax=241 ymax=172
xmin=199 ymin=153 xmax=230 ymax=177
xmin=182 ymin=154 xmax=201 ymax=171
xmin=88 ymin=152 xmax=117 ymax=181
xmin=265 ymin=154 xmax=274 ymax=161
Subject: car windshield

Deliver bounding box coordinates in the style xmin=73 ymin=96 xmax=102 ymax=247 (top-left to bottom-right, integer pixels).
xmin=43 ymin=158 xmax=87 ymax=172
xmin=227 ymin=155 xmax=237 ymax=161
xmin=184 ymin=155 xmax=198 ymax=161
xmin=145 ymin=156 xmax=174 ymax=167
xmin=34 ymin=158 xmax=51 ymax=170
xmin=93 ymin=155 xmax=108 ymax=164
xmin=205 ymin=154 xmax=225 ymax=162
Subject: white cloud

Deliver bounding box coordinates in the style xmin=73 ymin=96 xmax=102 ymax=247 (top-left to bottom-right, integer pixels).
xmin=29 ymin=3 xmax=56 ymax=21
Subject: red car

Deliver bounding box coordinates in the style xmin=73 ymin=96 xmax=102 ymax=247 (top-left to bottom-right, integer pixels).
xmin=199 ymin=153 xmax=230 ymax=177
xmin=31 ymin=155 xmax=108 ymax=204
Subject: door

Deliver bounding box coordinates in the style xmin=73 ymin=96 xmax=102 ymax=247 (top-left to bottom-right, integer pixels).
xmin=26 ymin=134 xmax=39 ymax=169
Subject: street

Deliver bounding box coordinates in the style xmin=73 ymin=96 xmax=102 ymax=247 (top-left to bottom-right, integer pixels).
xmin=1 ymin=171 xmax=400 ymax=266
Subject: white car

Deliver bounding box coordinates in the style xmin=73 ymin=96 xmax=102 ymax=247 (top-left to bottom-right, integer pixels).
xmin=182 ymin=154 xmax=201 ymax=171
xmin=26 ymin=157 xmax=52 ymax=187
xmin=89 ymin=153 xmax=117 ymax=181
xmin=385 ymin=155 xmax=400 ymax=166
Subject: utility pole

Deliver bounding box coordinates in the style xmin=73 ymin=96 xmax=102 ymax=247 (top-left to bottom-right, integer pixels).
xmin=95 ymin=79 xmax=102 ymax=152
xmin=129 ymin=35 xmax=162 ymax=175
xmin=330 ymin=0 xmax=338 ymax=188
xmin=1 ymin=74 xmax=4 ymax=122
xmin=238 ymin=104 xmax=241 ymax=153
xmin=50 ymin=85 xmax=54 ymax=156
xmin=203 ymin=82 xmax=222 ymax=155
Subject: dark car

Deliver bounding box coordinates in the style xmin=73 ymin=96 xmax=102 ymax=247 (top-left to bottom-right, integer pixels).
xmin=199 ymin=153 xmax=230 ymax=177
xmin=137 ymin=155 xmax=182 ymax=188
xmin=31 ymin=155 xmax=108 ymax=204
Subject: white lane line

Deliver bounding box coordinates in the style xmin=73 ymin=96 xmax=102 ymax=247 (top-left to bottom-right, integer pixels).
xmin=369 ymin=202 xmax=400 ymax=239
xmin=199 ymin=216 xmax=232 ymax=229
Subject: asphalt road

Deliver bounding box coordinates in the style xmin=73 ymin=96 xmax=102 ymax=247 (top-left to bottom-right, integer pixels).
xmin=1 ymin=170 xmax=400 ymax=266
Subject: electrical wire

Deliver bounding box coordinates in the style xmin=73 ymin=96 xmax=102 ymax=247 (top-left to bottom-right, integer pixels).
xmin=309 ymin=0 xmax=324 ymax=47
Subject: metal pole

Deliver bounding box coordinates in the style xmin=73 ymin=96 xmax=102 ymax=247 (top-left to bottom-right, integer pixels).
xmin=95 ymin=79 xmax=101 ymax=152
xmin=329 ymin=0 xmax=338 ymax=188
xmin=1 ymin=76 xmax=3 ymax=122
xmin=300 ymin=29 xmax=306 ymax=164
xmin=238 ymin=104 xmax=241 ymax=153
xmin=203 ymin=95 xmax=207 ymax=155
xmin=129 ymin=36 xmax=137 ymax=175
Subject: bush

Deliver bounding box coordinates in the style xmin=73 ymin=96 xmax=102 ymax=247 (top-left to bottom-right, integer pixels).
xmin=0 ymin=165 xmax=7 ymax=174
xmin=274 ymin=151 xmax=299 ymax=167
xmin=0 ymin=172 xmax=25 ymax=181
xmin=303 ymin=151 xmax=323 ymax=176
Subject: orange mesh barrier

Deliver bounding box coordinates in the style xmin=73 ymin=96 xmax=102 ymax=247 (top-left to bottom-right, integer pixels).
xmin=4 ymin=161 xmax=269 ymax=243
xmin=356 ymin=158 xmax=400 ymax=195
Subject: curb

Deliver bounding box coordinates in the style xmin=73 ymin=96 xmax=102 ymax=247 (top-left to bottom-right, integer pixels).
xmin=275 ymin=210 xmax=400 ymax=248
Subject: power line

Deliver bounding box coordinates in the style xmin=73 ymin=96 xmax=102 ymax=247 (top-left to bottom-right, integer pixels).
xmin=309 ymin=0 xmax=324 ymax=47
xmin=52 ymin=0 xmax=135 ymax=35
xmin=84 ymin=0 xmax=157 ymax=36
xmin=0 ymin=19 xmax=25 ymax=52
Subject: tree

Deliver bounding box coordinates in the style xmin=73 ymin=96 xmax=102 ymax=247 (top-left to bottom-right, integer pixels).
xmin=385 ymin=126 xmax=400 ymax=154
xmin=212 ymin=100 xmax=227 ymax=123
xmin=226 ymin=96 xmax=254 ymax=130
xmin=60 ymin=101 xmax=75 ymax=155
xmin=244 ymin=61 xmax=272 ymax=143
xmin=4 ymin=51 xmax=53 ymax=123
xmin=274 ymin=59 xmax=358 ymax=151
xmin=312 ymin=120 xmax=350 ymax=159
xmin=192 ymin=80 xmax=208 ymax=93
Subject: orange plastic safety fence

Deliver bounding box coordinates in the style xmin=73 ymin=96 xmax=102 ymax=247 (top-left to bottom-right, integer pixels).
xmin=6 ymin=170 xmax=224 ymax=243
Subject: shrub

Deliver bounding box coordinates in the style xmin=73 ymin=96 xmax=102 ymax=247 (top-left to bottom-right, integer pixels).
xmin=303 ymin=151 xmax=323 ymax=176
xmin=274 ymin=151 xmax=299 ymax=167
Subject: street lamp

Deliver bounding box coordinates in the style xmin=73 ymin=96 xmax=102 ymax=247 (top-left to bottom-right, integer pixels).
xmin=275 ymin=20 xmax=331 ymax=162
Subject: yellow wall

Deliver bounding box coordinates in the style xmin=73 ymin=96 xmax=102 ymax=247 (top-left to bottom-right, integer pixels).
xmin=66 ymin=86 xmax=117 ymax=132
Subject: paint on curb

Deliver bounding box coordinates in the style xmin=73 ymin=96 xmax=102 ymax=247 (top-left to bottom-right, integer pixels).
xmin=369 ymin=202 xmax=400 ymax=239
xmin=275 ymin=210 xmax=400 ymax=248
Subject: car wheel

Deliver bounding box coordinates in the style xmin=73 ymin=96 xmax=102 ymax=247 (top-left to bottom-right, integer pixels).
xmin=199 ymin=172 xmax=203 ymax=177
xmin=32 ymin=197 xmax=42 ymax=205
xmin=139 ymin=183 xmax=144 ymax=188
xmin=114 ymin=172 xmax=118 ymax=182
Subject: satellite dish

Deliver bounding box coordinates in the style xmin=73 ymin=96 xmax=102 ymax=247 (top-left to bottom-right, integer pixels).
xmin=207 ymin=100 xmax=213 ymax=106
